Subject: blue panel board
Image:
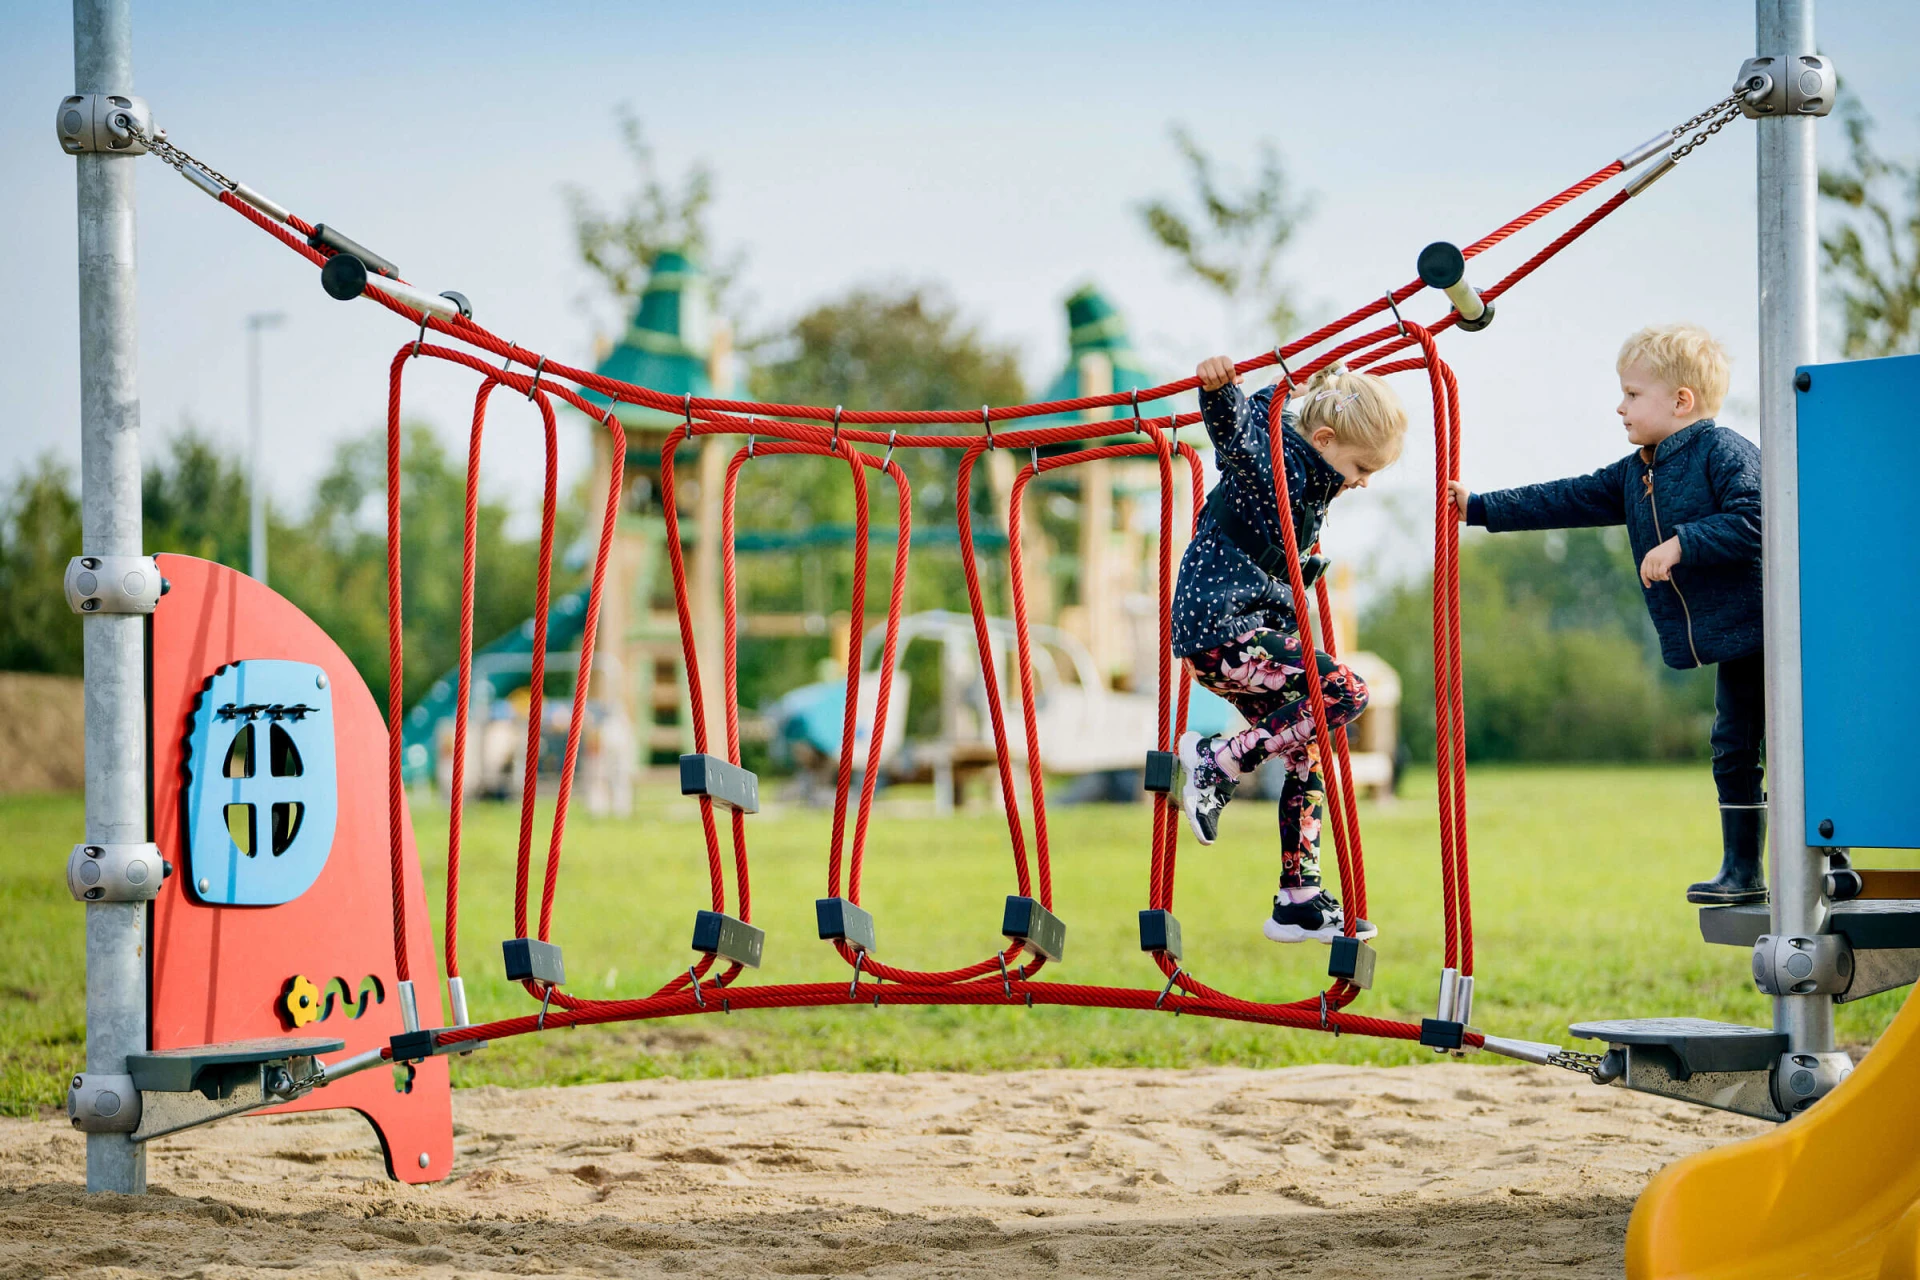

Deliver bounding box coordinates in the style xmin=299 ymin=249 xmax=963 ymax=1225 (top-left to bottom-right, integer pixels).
xmin=1798 ymin=353 xmax=1920 ymax=849
xmin=185 ymin=660 xmax=339 ymax=905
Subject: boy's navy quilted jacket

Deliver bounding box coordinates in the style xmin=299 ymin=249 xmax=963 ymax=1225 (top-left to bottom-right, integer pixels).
xmin=1468 ymin=418 xmax=1763 ymax=669
xmin=1172 ymin=382 xmax=1346 ymax=657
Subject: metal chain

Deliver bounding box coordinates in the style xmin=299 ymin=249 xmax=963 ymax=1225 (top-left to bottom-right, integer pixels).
xmin=126 ymin=123 xmax=236 ymax=190
xmin=1546 ymin=1049 xmax=1612 ymax=1080
xmin=1669 ymin=93 xmax=1744 ymax=163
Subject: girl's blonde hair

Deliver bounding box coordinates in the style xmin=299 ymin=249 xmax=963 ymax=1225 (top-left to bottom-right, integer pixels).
xmin=1291 ymin=364 xmax=1409 ymax=466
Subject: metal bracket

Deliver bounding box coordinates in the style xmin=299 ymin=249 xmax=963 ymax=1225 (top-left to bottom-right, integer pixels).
xmin=1735 ymin=55 xmax=1836 ymax=119
xmin=131 ymin=1059 xmax=318 ymax=1143
xmin=66 ymin=842 xmax=167 ymax=903
xmin=1752 ymin=933 xmax=1854 ymax=997
xmin=65 ymin=554 xmax=162 ymax=614
xmin=55 ymin=93 xmax=151 ymax=155
xmin=67 ymin=1073 xmax=140 ymax=1133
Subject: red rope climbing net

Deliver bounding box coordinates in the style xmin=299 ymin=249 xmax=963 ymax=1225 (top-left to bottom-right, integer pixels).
xmin=196 ymin=122 xmax=1697 ymax=1056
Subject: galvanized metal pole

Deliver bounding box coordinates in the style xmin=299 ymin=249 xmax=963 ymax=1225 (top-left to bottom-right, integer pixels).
xmin=73 ymin=0 xmax=149 ymax=1194
xmin=1755 ymin=0 xmax=1833 ymax=1055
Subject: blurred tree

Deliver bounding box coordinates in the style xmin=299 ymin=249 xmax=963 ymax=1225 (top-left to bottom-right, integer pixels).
xmin=143 ymin=428 xmax=250 ymax=567
xmin=1138 ymin=125 xmax=1311 ymax=343
xmin=565 ymin=105 xmax=746 ymax=322
xmin=1362 ymin=528 xmax=1714 ymax=763
xmin=281 ymin=423 xmax=580 ymax=709
xmin=0 ymin=457 xmax=83 ymax=674
xmin=740 ymin=285 xmax=1028 ymax=717
xmin=1820 ymin=91 xmax=1920 ymax=358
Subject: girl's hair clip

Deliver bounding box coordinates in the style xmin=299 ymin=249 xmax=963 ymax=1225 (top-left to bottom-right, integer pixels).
xmin=1312 ymin=388 xmax=1363 ymax=412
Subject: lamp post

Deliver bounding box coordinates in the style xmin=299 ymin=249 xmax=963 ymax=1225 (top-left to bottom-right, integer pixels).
xmin=246 ymin=311 xmax=285 ymax=582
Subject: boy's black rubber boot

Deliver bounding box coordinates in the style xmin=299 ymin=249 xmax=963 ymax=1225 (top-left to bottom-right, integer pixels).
xmin=1686 ymin=803 xmax=1769 ymax=905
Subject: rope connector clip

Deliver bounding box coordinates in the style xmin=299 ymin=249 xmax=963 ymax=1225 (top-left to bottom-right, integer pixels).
xmin=830 ymin=405 xmax=844 ymax=452
xmin=982 ymin=405 xmax=995 ymax=451
xmin=525 ymin=356 xmax=546 ymax=402
xmin=1156 ymin=968 xmax=1185 ymax=1009
xmin=882 ymin=429 xmax=898 ymax=468
xmin=1383 ymin=292 xmax=1409 ymax=339
xmin=1273 ymin=345 xmax=1296 ymax=396
xmin=687 ymin=965 xmax=706 ymax=1008
xmin=848 ymin=949 xmax=865 ymax=998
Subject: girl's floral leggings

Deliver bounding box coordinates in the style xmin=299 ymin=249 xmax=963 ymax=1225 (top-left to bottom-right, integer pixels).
xmin=1188 ymin=628 xmax=1369 ymax=888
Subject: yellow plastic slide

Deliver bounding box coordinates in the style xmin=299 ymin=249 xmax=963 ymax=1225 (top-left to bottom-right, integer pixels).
xmin=1628 ymin=982 xmax=1920 ymax=1279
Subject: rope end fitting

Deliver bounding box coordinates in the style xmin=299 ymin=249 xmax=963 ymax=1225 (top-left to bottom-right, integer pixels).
xmin=1416 ymin=242 xmax=1494 ymax=332
xmin=1622 ymin=152 xmax=1678 ymax=199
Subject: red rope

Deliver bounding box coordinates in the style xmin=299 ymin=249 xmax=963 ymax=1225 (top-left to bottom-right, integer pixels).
xmin=218 ymin=138 xmax=1658 ymax=1047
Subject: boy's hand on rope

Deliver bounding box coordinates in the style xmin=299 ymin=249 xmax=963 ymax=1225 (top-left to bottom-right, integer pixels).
xmin=1640 ymin=535 xmax=1683 ymax=586
xmin=1196 ymin=356 xmax=1242 ymax=392
xmin=1446 ymin=480 xmax=1471 ymax=523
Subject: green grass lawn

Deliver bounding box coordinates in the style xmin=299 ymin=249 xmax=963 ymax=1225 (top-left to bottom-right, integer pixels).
xmin=4 ymin=766 xmax=1913 ymax=1114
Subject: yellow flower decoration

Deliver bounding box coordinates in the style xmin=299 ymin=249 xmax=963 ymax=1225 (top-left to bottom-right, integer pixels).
xmin=284 ymin=974 xmax=321 ymax=1028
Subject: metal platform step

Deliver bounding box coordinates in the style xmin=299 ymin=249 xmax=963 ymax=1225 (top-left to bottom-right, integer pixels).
xmin=1569 ymin=1017 xmax=1788 ymax=1121
xmin=127 ymin=1035 xmax=345 ymax=1095
xmin=123 ymin=1036 xmax=344 ymax=1142
xmin=1699 ymin=899 xmax=1920 ymax=950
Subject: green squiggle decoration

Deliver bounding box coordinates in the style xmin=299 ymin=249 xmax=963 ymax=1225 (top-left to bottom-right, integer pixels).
xmin=320 ymin=974 xmax=386 ymax=1021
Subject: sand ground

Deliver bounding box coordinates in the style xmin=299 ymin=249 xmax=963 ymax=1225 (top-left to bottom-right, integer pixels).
xmin=0 ymin=1063 xmax=1765 ymax=1279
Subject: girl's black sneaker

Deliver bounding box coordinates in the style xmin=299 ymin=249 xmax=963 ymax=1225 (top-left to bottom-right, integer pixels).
xmin=1177 ymin=730 xmax=1235 ymax=845
xmin=1264 ymin=891 xmax=1377 ymax=944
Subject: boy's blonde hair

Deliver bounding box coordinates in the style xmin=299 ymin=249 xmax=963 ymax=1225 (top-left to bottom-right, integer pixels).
xmin=1292 ymin=364 xmax=1409 ymax=466
xmin=1616 ymin=324 xmax=1731 ymax=417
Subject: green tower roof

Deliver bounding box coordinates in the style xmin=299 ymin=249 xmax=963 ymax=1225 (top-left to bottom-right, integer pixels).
xmin=1032 ymin=285 xmax=1163 ymax=435
xmin=580 ymin=250 xmax=734 ymax=429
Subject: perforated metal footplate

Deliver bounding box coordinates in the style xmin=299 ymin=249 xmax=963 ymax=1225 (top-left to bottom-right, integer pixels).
xmin=1569 ymin=1018 xmax=1784 ymax=1076
xmin=1701 ymin=900 xmax=1920 ymax=950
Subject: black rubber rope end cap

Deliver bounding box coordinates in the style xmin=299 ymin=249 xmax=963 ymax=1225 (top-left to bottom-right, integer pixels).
xmin=1417 ymin=240 xmax=1467 ymax=290
xmin=321 ymin=252 xmax=369 ymax=302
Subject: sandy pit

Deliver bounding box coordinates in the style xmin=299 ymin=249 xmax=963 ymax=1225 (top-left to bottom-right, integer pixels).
xmin=0 ymin=1063 xmax=1765 ymax=1278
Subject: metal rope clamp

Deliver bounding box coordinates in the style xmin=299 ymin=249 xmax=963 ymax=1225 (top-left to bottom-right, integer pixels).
xmin=67 ymin=842 xmax=168 ymax=903
xmin=65 ymin=555 xmax=163 ymax=614
xmin=1733 ymin=55 xmax=1836 ymax=119
xmin=55 ymin=93 xmax=151 ymax=155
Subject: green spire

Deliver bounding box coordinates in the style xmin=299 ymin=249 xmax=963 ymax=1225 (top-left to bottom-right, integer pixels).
xmin=581 ymin=250 xmax=732 ymax=428
xmin=1034 ymin=284 xmax=1159 ymax=427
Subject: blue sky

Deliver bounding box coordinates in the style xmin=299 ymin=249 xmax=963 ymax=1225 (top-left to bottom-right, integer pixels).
xmin=5 ymin=1 xmax=1917 ymax=576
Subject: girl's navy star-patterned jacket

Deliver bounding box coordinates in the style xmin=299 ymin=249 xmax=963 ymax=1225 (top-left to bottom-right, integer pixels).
xmin=1173 ymin=382 xmax=1347 ymax=658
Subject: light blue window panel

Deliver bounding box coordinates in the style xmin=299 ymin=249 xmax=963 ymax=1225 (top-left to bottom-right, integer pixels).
xmin=185 ymin=659 xmax=339 ymax=905
xmin=1797 ymin=352 xmax=1920 ymax=849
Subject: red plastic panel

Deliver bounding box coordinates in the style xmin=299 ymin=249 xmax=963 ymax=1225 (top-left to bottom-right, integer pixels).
xmin=149 ymin=555 xmax=452 ymax=1183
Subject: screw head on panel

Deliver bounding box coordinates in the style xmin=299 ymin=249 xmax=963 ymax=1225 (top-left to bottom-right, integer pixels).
xmin=1794 ymin=371 xmax=1812 ymax=392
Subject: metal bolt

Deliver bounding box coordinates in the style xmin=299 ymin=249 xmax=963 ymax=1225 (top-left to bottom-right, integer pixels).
xmin=417 ymin=1152 xmax=430 ymax=1169
xmin=1819 ymin=819 xmax=1835 ymax=838
xmin=315 ymin=672 xmax=329 ymax=689
xmin=84 ymin=845 xmax=102 ymax=857
xmin=1795 ymin=371 xmax=1812 ymax=392
xmin=197 ymin=878 xmax=211 ymax=893
xmin=84 ymin=887 xmax=102 ymax=900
